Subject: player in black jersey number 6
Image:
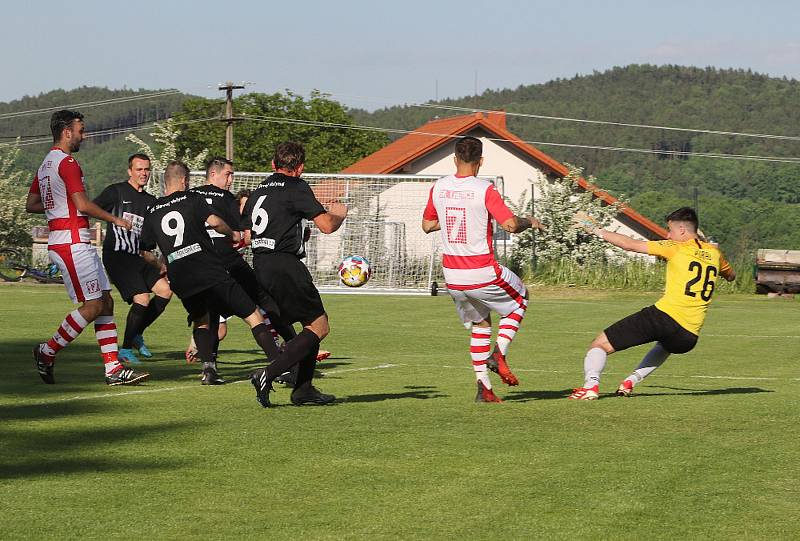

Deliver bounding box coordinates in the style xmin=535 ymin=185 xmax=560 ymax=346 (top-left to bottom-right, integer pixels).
xmin=140 ymin=161 xmax=314 ymax=397
xmin=243 ymin=142 xmax=347 ymax=406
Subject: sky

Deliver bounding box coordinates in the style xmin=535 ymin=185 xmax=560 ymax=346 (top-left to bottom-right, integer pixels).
xmin=2 ymin=0 xmax=800 ymax=110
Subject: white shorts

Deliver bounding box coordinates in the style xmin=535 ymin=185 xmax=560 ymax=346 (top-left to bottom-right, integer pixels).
xmin=48 ymin=243 xmax=111 ymax=303
xmin=447 ymin=265 xmax=527 ymax=325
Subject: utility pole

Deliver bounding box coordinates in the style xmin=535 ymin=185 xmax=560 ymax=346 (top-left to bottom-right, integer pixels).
xmin=218 ymin=81 xmax=245 ymax=161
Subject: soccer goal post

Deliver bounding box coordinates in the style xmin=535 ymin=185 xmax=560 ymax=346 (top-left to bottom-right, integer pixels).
xmin=178 ymin=172 xmax=504 ymax=295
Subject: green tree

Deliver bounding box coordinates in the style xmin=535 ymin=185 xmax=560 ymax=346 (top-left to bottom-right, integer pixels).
xmin=126 ymin=118 xmax=208 ymax=194
xmin=0 ymin=140 xmax=40 ymax=247
xmin=507 ymin=165 xmax=625 ymax=274
xmin=174 ymin=91 xmax=388 ymax=172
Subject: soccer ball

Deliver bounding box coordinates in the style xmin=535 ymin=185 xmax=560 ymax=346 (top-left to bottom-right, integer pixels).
xmin=338 ymin=255 xmax=371 ymax=288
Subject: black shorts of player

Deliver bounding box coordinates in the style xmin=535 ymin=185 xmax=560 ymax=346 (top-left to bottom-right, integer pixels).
xmin=226 ymin=258 xmax=283 ymax=319
xmin=180 ymin=277 xmax=257 ymax=326
xmin=102 ymin=251 xmax=162 ymax=304
xmin=253 ymin=252 xmax=325 ymax=325
xmin=604 ymin=305 xmax=698 ymax=354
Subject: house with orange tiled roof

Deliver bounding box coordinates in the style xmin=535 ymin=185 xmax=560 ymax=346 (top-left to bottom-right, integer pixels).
xmin=344 ymin=111 xmax=667 ymax=242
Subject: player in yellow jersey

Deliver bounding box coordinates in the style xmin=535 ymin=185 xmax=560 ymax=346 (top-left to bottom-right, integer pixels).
xmin=568 ymin=207 xmax=736 ymax=400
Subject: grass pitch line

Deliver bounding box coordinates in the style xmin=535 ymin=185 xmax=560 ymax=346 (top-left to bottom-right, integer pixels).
xmin=542 ymin=330 xmax=800 ymax=339
xmin=17 ymin=364 xmax=403 ymax=407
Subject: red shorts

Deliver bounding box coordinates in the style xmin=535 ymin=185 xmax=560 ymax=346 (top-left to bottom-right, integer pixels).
xmin=48 ymin=243 xmax=111 ymax=303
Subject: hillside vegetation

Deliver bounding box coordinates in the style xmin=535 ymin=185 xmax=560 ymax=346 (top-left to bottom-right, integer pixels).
xmin=3 ymin=67 xmax=800 ymax=257
xmin=352 ymin=65 xmax=800 ymax=256
xmin=0 ymin=87 xmax=188 ymax=194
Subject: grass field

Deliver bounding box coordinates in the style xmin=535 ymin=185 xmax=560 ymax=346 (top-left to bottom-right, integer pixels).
xmin=1 ymin=283 xmax=798 ymax=540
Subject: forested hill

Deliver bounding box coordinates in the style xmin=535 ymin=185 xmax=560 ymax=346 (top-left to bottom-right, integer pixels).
xmin=352 ymin=65 xmax=800 ymax=256
xmin=0 ymin=87 xmax=189 ymax=193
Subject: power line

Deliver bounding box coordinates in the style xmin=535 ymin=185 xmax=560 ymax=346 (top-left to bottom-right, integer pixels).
xmin=239 ymin=113 xmax=800 ymax=164
xmin=417 ymin=103 xmax=800 ymax=142
xmin=5 ymin=107 xmax=799 ymax=165
xmin=276 ymin=87 xmax=800 ymax=143
xmin=0 ymin=90 xmax=183 ymax=121
xmin=1 ymin=117 xmax=218 ymax=148
xmin=0 ymin=118 xmax=169 ymax=140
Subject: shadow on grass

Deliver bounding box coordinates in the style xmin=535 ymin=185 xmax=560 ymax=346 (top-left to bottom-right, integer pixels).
xmin=629 ymin=385 xmax=774 ymax=397
xmin=502 ymin=388 xmax=574 ymax=402
xmin=0 ymin=402 xmax=195 ymax=479
xmin=503 ymin=386 xmax=774 ymax=402
xmin=342 ymin=385 xmax=447 ymax=403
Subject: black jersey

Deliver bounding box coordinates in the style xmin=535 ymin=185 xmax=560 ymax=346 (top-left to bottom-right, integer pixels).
xmin=189 ymin=184 xmax=243 ymax=268
xmin=140 ymin=191 xmax=230 ymax=298
xmin=93 ymin=181 xmax=156 ymax=255
xmin=242 ymin=173 xmax=325 ymax=257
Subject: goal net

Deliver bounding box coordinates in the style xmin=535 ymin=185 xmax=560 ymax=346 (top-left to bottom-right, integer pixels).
xmin=179 ymin=172 xmax=504 ymax=294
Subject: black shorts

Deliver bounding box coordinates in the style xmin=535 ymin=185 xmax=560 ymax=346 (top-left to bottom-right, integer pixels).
xmin=103 ymin=251 xmax=162 ymax=304
xmin=226 ymin=258 xmax=282 ymax=319
xmin=605 ymin=305 xmax=698 ymax=354
xmin=253 ymin=252 xmax=325 ymax=325
xmin=180 ymin=277 xmax=257 ymax=326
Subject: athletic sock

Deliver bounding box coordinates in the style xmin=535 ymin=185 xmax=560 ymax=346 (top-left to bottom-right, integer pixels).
xmin=628 ymin=343 xmax=671 ymax=385
xmin=495 ymin=302 xmax=527 ymax=356
xmin=42 ymin=309 xmax=89 ymax=358
xmin=140 ymin=295 xmax=170 ymax=332
xmin=122 ymin=303 xmax=147 ymax=349
xmin=470 ymin=326 xmax=492 ymax=389
xmin=193 ymin=327 xmax=216 ymax=365
xmin=264 ymin=328 xmax=320 ymax=382
xmin=294 ymin=342 xmax=321 ymax=389
xmin=257 ymin=309 xmax=281 ymax=346
xmin=583 ymin=347 xmax=608 ymax=389
xmin=272 ymin=318 xmax=297 ymax=343
xmin=95 ymin=315 xmax=122 ymax=374
xmin=252 ymin=322 xmax=280 ymax=359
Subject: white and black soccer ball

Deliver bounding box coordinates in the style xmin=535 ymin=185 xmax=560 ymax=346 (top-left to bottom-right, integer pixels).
xmin=338 ymin=255 xmax=371 ymax=288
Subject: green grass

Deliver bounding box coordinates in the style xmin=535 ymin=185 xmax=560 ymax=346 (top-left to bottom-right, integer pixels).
xmin=1 ymin=284 xmax=798 ymax=540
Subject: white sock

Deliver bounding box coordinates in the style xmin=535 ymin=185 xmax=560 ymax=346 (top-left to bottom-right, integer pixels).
xmin=628 ymin=343 xmax=671 ymax=385
xmin=474 ymin=362 xmax=491 ymax=389
xmin=583 ymin=347 xmax=607 ymax=389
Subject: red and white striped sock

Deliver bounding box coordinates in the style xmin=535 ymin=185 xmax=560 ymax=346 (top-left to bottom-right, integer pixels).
xmin=259 ymin=309 xmax=281 ymax=346
xmin=471 ymin=326 xmax=492 ymax=388
xmin=41 ymin=309 xmax=89 ymax=359
xmin=94 ymin=316 xmax=122 ymax=374
xmin=495 ymin=302 xmax=527 ymax=356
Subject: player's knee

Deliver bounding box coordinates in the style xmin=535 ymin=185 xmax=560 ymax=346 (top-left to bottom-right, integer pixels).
xmin=590 ymin=333 xmax=614 ymax=354
xmin=153 ymin=279 xmax=172 ymax=299
xmin=102 ymin=293 xmax=114 ymax=315
xmin=306 ymin=315 xmax=329 ymax=340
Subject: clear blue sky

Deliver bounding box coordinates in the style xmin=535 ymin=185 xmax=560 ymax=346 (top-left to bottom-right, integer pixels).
xmin=3 ymin=0 xmax=799 ymax=109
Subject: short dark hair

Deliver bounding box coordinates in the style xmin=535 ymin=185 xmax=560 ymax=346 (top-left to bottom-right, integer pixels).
xmin=665 ymin=207 xmax=699 ymax=231
xmin=235 ymin=188 xmax=251 ymax=201
xmin=164 ymin=160 xmax=190 ymax=187
xmin=50 ymin=110 xmax=84 ymax=142
xmin=128 ymin=153 xmax=151 ymax=168
xmin=205 ymin=156 xmax=233 ymax=179
xmin=455 ymin=136 xmax=482 ymax=164
xmin=273 ymin=142 xmax=305 ymax=171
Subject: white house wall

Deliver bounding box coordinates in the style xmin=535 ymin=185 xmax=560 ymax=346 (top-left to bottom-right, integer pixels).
xmin=407 ymin=127 xmax=650 ymax=241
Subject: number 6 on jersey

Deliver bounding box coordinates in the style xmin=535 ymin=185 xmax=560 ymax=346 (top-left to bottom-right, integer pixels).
xmin=251 ymin=195 xmax=270 ymax=235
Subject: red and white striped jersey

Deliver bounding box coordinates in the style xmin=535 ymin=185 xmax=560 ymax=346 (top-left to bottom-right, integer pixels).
xmin=29 ymin=147 xmax=91 ymax=246
xmin=423 ymin=174 xmax=514 ymax=289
